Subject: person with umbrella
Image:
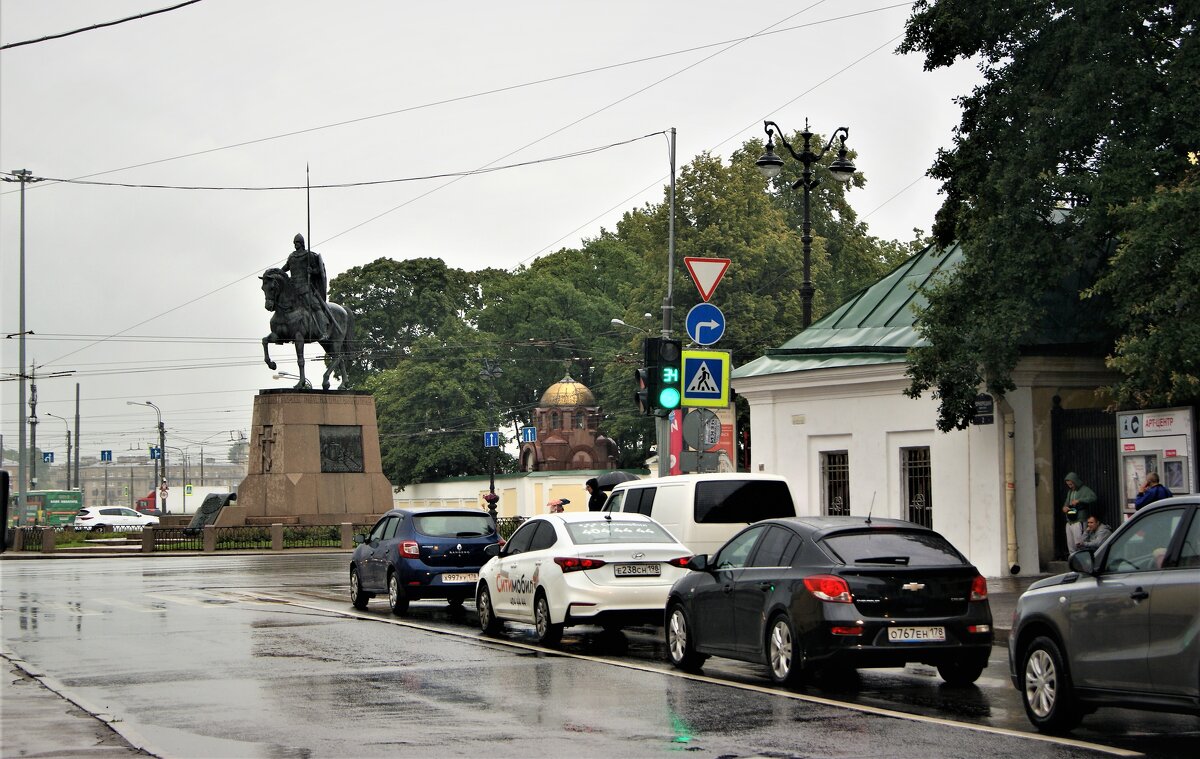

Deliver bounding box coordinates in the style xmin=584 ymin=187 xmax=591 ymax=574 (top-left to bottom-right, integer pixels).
xmin=586 ymin=479 xmax=606 ymax=511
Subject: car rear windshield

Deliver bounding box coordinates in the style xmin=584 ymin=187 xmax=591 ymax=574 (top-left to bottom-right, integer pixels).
xmin=820 ymin=530 xmax=966 ymax=566
xmin=566 ymin=520 xmax=677 ymax=545
xmin=694 ymin=480 xmax=795 ymax=524
xmin=413 ymin=514 xmax=495 ymax=539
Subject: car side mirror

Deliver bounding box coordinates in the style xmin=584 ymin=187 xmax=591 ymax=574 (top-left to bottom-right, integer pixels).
xmin=353 ymin=534 xmax=366 ymax=545
xmin=484 ymin=543 xmax=502 ymax=558
xmin=1068 ymin=549 xmax=1095 ymax=575
xmin=686 ymin=554 xmax=710 ymax=572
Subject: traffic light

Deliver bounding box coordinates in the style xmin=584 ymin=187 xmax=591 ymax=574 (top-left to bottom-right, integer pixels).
xmin=644 ymin=337 xmax=682 ymax=414
xmin=634 ymin=367 xmax=652 ymax=416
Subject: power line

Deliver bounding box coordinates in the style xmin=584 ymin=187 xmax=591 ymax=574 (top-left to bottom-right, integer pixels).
xmin=1 ymin=0 xmax=204 ymax=50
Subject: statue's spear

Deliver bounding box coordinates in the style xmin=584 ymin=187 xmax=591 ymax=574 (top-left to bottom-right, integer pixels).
xmin=306 ymin=163 xmax=311 ymax=250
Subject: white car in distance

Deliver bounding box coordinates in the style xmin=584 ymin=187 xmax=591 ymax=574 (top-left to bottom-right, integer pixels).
xmin=476 ymin=512 xmax=692 ymax=644
xmin=72 ymin=506 xmax=160 ymax=532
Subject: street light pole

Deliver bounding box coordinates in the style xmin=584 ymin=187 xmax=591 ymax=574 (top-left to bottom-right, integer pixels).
xmin=3 ymin=169 xmax=38 ymax=515
xmin=45 ymin=412 xmax=71 ymax=490
xmin=127 ymin=400 xmax=166 ymax=513
xmin=755 ymin=120 xmax=856 ymax=327
xmin=479 ymin=359 xmax=503 ymax=521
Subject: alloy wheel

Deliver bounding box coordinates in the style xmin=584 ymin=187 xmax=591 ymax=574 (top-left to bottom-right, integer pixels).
xmin=1025 ymin=647 xmax=1057 ymax=718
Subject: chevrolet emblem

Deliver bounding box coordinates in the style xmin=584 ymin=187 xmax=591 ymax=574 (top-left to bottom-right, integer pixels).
xmin=900 ymin=582 xmax=925 ymax=591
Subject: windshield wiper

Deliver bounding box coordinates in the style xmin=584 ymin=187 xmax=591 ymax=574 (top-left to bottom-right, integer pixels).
xmin=855 ymin=556 xmax=910 ymax=565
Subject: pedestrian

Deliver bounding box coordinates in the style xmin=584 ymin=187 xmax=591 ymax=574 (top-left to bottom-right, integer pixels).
xmin=1134 ymin=472 xmax=1172 ymax=510
xmin=586 ymin=478 xmax=607 ymax=511
xmin=1061 ymin=472 xmax=1097 ymax=557
xmin=1075 ymin=514 xmax=1112 ymax=551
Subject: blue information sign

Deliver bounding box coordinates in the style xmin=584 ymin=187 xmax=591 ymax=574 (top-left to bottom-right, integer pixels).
xmin=520 ymin=426 xmax=537 ymax=443
xmin=43 ymin=451 xmax=54 ymax=463
xmin=150 ymin=446 xmax=162 ymax=460
xmin=101 ymin=449 xmax=113 ymax=462
xmin=483 ymin=431 xmax=501 ymax=448
xmin=685 ymin=302 xmax=726 ymax=346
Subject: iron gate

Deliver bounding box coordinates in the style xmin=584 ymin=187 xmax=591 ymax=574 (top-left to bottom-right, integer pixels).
xmin=1051 ymin=401 xmax=1119 ymax=558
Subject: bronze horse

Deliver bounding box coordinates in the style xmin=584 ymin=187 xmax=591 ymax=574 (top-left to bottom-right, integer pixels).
xmin=260 ymin=268 xmax=354 ymax=390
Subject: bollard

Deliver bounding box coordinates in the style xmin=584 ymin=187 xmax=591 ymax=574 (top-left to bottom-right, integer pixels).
xmin=41 ymin=527 xmax=56 ymax=553
xmin=203 ymin=524 xmax=216 ymax=553
xmin=142 ymin=526 xmax=155 ymax=553
xmin=340 ymin=522 xmax=353 ymax=550
xmin=13 ymin=528 xmax=25 ymax=552
xmin=271 ymin=523 xmax=284 ymax=551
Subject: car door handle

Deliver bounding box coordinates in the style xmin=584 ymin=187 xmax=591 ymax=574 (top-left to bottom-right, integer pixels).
xmin=758 ymin=582 xmax=773 ymax=592
xmin=1130 ymin=588 xmax=1150 ymax=601
xmin=722 ymin=583 xmax=733 ymax=594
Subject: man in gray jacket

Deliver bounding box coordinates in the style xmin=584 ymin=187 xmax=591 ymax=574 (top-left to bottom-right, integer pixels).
xmin=1076 ymin=514 xmax=1112 ymax=552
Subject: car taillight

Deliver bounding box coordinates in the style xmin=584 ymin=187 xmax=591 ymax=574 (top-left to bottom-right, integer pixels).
xmin=831 ymin=625 xmax=863 ymax=636
xmin=399 ymin=541 xmax=420 ymax=559
xmin=970 ymin=574 xmax=988 ymax=601
xmin=76 ymin=514 xmax=92 ymax=520
xmin=553 ymin=556 xmax=607 ymax=573
xmin=666 ymin=556 xmax=692 ymax=568
xmin=803 ymin=574 xmax=853 ymax=603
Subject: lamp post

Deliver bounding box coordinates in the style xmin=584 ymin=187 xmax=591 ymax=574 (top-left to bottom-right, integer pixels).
xmin=755 ymin=119 xmax=856 ymax=328
xmin=479 ymin=359 xmax=503 ymax=522
xmin=45 ymin=412 xmax=72 ymax=490
xmin=127 ymin=401 xmax=166 ymax=513
xmin=273 ymin=371 xmax=312 ymax=389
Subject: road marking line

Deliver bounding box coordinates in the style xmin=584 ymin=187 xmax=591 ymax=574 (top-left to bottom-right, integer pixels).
xmin=274 ymin=597 xmax=1142 ymax=758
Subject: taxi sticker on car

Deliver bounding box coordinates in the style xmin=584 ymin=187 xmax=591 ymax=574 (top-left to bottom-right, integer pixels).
xmin=614 ymin=563 xmax=660 ymax=577
xmin=887 ymin=626 xmax=946 ymax=642
xmin=441 ymin=573 xmax=478 ymax=584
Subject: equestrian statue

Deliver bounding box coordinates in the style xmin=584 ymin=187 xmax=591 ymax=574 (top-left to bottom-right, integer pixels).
xmin=261 ymin=233 xmax=354 ymax=390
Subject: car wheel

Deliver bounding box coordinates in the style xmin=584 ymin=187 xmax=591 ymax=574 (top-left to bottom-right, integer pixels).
xmin=937 ymin=656 xmax=986 ymax=686
xmin=665 ymin=603 xmax=707 ymax=670
xmin=1020 ymin=635 xmax=1082 ymax=732
xmin=387 ymin=571 xmax=410 ymax=616
xmin=534 ymin=592 xmax=562 ymax=645
xmin=93 ymin=524 xmax=108 ymax=533
xmin=766 ymin=614 xmax=806 ymax=686
xmin=477 ymin=584 xmax=502 ymax=635
xmin=349 ymin=566 xmax=370 ymax=610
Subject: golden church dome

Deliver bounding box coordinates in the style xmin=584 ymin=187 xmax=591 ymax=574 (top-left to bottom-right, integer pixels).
xmin=539 ymin=374 xmax=596 ymax=407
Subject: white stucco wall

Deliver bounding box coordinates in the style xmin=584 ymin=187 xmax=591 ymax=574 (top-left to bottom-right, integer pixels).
xmin=735 ymin=363 xmax=1022 ymax=577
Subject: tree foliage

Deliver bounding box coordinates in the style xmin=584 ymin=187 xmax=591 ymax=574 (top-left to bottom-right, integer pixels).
xmin=899 ymin=0 xmax=1200 ymax=429
xmin=329 ymin=132 xmax=914 ymax=484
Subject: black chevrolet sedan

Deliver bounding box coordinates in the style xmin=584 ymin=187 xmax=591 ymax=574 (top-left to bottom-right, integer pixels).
xmin=665 ymin=516 xmax=993 ymax=686
xmin=350 ymin=508 xmax=499 ymax=615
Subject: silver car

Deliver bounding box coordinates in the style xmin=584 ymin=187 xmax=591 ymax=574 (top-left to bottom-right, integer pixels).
xmin=1008 ymin=497 xmax=1200 ymax=731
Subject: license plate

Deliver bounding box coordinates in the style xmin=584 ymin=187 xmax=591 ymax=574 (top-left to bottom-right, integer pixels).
xmin=441 ymin=573 xmax=477 ymax=584
xmin=888 ymin=626 xmax=946 ymax=642
xmin=614 ymin=563 xmax=660 ymax=577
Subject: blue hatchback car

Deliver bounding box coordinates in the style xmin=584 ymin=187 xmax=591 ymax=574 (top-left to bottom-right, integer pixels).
xmin=350 ymin=508 xmax=500 ymax=615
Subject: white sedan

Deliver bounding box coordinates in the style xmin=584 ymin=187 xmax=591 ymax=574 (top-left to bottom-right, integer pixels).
xmin=475 ymin=512 xmax=692 ymax=644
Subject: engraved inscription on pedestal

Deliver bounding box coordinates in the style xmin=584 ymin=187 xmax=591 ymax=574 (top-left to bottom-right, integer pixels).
xmin=320 ymin=425 xmax=364 ymax=473
xmin=260 ymin=425 xmax=275 ymax=473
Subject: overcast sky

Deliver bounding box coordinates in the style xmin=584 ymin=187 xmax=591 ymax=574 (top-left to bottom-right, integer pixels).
xmin=0 ymin=0 xmax=979 ymax=475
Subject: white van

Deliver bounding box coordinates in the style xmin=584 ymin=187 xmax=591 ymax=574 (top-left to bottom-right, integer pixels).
xmin=601 ymin=473 xmax=796 ymax=556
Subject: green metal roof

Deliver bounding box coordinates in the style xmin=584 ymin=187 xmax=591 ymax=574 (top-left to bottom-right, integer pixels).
xmin=734 ymin=243 xmax=961 ymax=379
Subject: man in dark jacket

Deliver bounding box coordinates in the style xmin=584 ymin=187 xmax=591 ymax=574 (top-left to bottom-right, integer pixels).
xmin=1134 ymin=472 xmax=1172 ymax=510
xmin=1062 ymin=472 xmax=1097 ymax=556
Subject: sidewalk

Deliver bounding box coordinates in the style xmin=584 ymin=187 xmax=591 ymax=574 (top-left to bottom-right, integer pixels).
xmin=2 ymin=654 xmax=149 ymax=757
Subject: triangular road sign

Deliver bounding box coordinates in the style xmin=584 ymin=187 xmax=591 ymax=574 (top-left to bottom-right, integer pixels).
xmin=684 ymin=257 xmax=731 ymax=302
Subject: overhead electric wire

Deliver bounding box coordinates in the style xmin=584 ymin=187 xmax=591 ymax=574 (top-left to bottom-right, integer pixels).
xmin=0 ymin=0 xmax=204 ymax=50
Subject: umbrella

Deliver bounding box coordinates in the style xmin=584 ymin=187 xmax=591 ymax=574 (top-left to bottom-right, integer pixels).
xmin=594 ymin=471 xmax=640 ymax=491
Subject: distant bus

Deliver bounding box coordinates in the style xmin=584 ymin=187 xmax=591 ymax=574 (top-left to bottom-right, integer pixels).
xmin=8 ymin=490 xmax=84 ymax=527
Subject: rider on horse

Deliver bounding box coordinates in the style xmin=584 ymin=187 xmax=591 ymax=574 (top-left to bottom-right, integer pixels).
xmin=282 ymin=233 xmax=334 ymax=341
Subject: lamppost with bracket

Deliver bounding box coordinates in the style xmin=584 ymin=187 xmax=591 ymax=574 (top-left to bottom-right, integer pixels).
xmin=44 ymin=412 xmax=72 ymax=490
xmin=127 ymin=400 xmax=167 ymax=513
xmin=479 ymin=359 xmax=503 ymax=522
xmin=755 ymin=119 xmax=857 ymax=328
xmin=273 ymin=371 xmax=312 ymax=390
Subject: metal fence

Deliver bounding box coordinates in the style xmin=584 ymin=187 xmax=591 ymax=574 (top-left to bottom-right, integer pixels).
xmin=147 ymin=527 xmax=203 ymax=552
xmin=496 ymin=516 xmax=526 ymax=541
xmin=282 ymin=525 xmax=341 ymax=548
xmin=213 ymin=526 xmax=271 ymax=550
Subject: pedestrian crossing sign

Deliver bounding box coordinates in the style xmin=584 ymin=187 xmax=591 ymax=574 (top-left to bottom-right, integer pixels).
xmin=680 ymin=349 xmax=730 ymax=407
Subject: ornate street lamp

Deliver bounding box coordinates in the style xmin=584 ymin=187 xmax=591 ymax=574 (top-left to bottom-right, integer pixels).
xmin=755 ymin=119 xmax=856 ymax=328
xmin=480 ymin=359 xmax=503 ymax=522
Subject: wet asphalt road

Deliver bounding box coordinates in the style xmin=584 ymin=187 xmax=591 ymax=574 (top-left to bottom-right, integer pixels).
xmin=2 ymin=553 xmax=1196 ymax=758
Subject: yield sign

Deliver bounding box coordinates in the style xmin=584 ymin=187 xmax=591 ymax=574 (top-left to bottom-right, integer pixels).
xmin=684 ymin=257 xmax=731 ymax=302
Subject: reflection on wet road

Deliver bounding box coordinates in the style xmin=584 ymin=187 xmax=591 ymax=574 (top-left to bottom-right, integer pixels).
xmin=2 ymin=554 xmax=1196 ymax=759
